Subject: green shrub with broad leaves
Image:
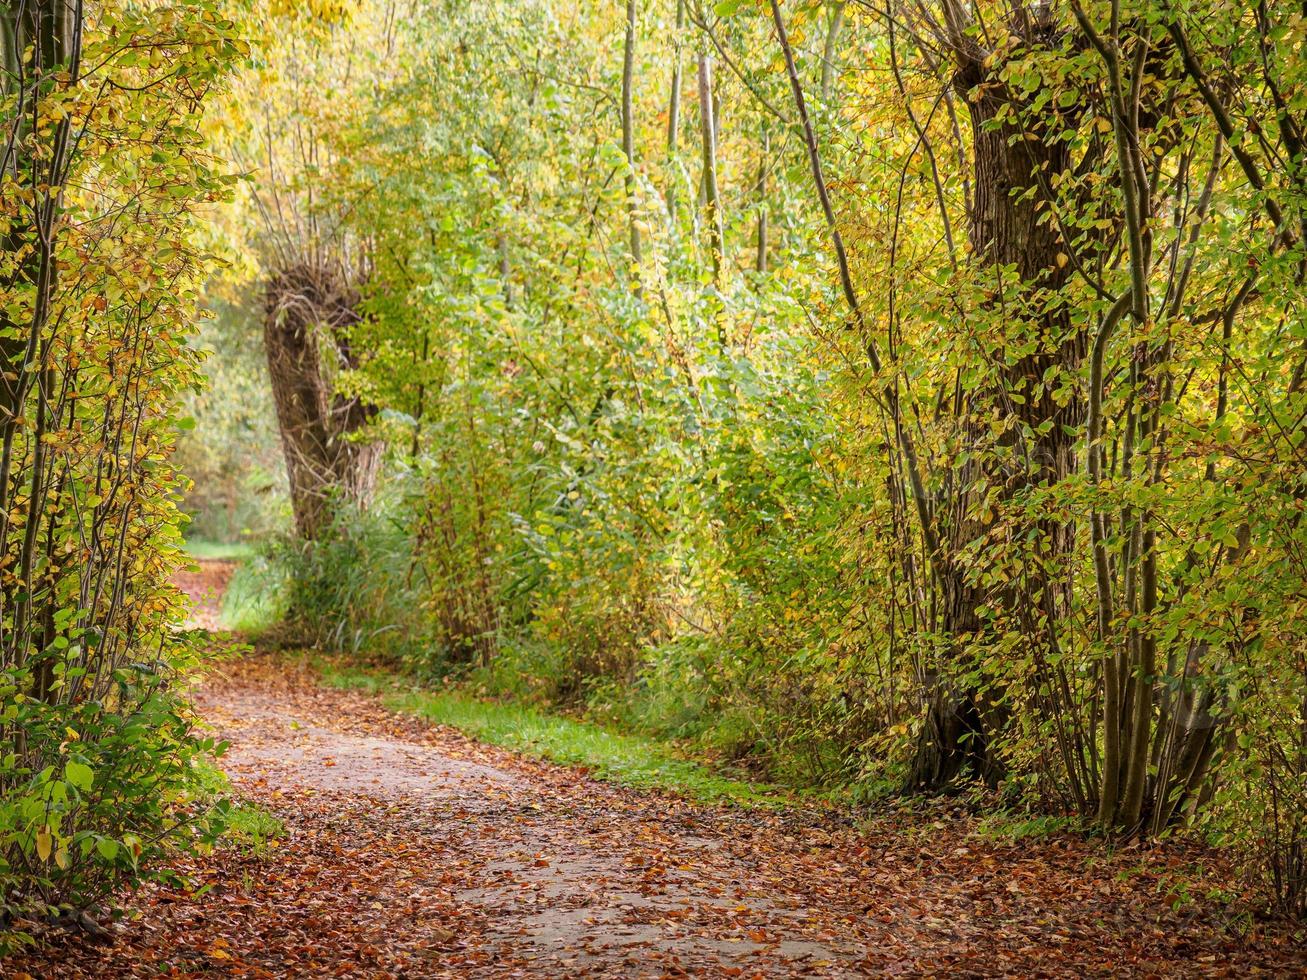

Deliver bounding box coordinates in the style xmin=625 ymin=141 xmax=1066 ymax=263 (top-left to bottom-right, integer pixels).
xmin=0 ymin=0 xmax=247 ymax=945
xmin=0 ymin=635 xmax=232 ymax=936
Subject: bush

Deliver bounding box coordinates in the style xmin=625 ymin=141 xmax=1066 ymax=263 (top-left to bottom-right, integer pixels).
xmin=0 ymin=634 xmax=229 ymax=950
xmin=273 ymin=496 xmax=429 ymax=661
xmin=0 ymin=0 xmax=245 ymax=945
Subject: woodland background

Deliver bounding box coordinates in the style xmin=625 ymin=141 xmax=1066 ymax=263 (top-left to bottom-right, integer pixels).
xmin=2 ymin=0 xmax=1306 ymax=946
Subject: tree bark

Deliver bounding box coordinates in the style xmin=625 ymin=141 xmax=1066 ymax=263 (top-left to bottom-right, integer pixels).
xmin=664 ymin=0 xmax=685 ymax=222
xmin=0 ymin=0 xmax=75 ymax=422
xmin=264 ymin=263 xmax=383 ymax=541
xmin=755 ymin=124 xmax=769 ymax=274
xmin=906 ymin=11 xmax=1086 ymax=790
xmin=622 ymin=0 xmax=642 ymax=265
xmin=821 ymin=1 xmax=846 ymax=103
xmin=698 ymin=53 xmax=724 ymax=283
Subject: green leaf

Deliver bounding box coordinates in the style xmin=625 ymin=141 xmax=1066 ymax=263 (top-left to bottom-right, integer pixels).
xmin=65 ymin=760 xmax=94 ymax=792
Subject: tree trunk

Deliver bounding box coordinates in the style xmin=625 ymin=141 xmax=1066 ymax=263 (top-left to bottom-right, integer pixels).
xmin=0 ymin=0 xmax=75 ymax=422
xmin=664 ymin=0 xmax=685 ymax=222
xmin=621 ymin=0 xmax=642 ymax=265
xmin=906 ymin=19 xmax=1085 ymax=790
xmin=698 ymin=53 xmax=724 ymax=283
xmin=755 ymin=124 xmax=769 ymax=274
xmin=264 ymin=262 xmax=382 ymax=540
xmin=820 ymin=1 xmax=846 ymax=103
xmin=0 ymin=0 xmax=79 ymax=672
xmin=906 ymin=573 xmax=999 ymax=789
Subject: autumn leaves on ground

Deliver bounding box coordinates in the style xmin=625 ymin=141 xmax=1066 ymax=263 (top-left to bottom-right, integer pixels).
xmin=7 ymin=562 xmax=1302 ymax=979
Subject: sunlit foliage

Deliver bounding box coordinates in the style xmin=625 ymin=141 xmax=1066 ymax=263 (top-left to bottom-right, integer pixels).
xmin=0 ymin=0 xmax=247 ymax=941
xmin=200 ymin=0 xmax=1307 ymax=914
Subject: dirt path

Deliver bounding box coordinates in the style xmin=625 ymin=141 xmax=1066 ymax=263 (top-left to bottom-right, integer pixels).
xmin=190 ymin=658 xmax=866 ymax=977
xmin=173 ymin=559 xmax=238 ymax=631
xmin=14 ymin=562 xmax=1307 ymax=978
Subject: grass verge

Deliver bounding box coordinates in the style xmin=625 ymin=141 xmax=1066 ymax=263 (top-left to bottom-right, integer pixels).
xmin=181 ymin=537 xmax=284 ymax=633
xmin=184 ymin=538 xmax=258 ymax=562
xmin=315 ymin=658 xmax=788 ymax=808
xmin=217 ymin=557 xmax=287 ymax=634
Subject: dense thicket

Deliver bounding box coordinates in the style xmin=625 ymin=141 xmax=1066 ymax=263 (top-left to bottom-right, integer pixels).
xmin=195 ymin=0 xmax=1306 ymax=913
xmin=1 ymin=0 xmax=245 ymax=939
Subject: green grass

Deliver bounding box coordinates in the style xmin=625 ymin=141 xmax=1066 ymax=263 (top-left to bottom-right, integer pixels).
xmin=217 ymin=557 xmax=287 ymax=634
xmin=181 ymin=537 xmax=285 ymax=633
xmin=222 ymin=802 xmax=285 ymax=855
xmin=316 ymin=659 xmax=788 ymax=807
xmin=973 ymin=811 xmax=1078 ymax=843
xmin=184 ymin=538 xmax=259 ymax=561
xmin=192 ymin=758 xmax=285 ymax=855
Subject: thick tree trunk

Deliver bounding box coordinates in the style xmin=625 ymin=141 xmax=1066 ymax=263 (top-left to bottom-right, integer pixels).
xmin=264 ymin=263 xmax=382 ymax=540
xmin=906 ymin=22 xmax=1084 ymax=791
xmin=906 ymin=573 xmax=999 ymax=789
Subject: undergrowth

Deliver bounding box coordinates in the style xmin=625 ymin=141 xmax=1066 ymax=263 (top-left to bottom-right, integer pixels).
xmin=184 ymin=538 xmax=259 ymax=562
xmin=313 ymin=657 xmax=789 ymax=808
xmin=191 ymin=759 xmax=285 ymax=857
xmin=216 ymin=552 xmax=289 ymax=635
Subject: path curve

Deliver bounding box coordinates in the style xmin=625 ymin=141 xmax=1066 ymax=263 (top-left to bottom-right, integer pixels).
xmin=14 ymin=559 xmax=1307 ymax=977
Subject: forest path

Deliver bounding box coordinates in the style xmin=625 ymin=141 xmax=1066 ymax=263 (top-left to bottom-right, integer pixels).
xmin=174 ymin=558 xmax=238 ymax=631
xmin=185 ymin=655 xmax=869 ymax=977
xmin=18 ymin=560 xmax=1306 ymax=978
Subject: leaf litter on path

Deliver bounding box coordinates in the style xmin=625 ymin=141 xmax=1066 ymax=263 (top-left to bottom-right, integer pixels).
xmin=12 ymin=614 xmax=1307 ymax=977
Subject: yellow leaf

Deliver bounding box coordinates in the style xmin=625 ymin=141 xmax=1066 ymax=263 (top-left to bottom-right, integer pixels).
xmin=1056 ymin=252 xmax=1069 ymax=268
xmin=36 ymin=828 xmax=52 ymax=862
xmin=55 ymin=846 xmax=70 ymax=870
